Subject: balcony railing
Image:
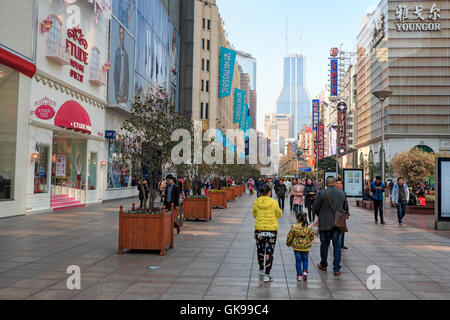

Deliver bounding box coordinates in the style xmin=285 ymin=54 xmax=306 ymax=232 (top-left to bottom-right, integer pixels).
xmin=46 ymin=40 xmax=70 ymax=65
xmin=89 ymin=66 xmax=107 ymax=86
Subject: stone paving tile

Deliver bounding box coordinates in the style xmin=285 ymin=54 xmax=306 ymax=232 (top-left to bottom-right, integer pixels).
xmin=1 ymin=196 xmax=450 ymax=300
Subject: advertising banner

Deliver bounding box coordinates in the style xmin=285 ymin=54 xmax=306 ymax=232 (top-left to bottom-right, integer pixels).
xmin=112 ymin=0 xmax=136 ymax=35
xmin=317 ymin=123 xmax=325 ymax=160
xmin=337 ymin=102 xmax=348 ymax=156
xmin=55 ymin=155 xmax=66 ymax=178
xmin=437 ymin=158 xmax=450 ymax=219
xmin=330 ymin=59 xmax=338 ymax=98
xmin=240 ymin=104 xmax=249 ymax=130
xmin=343 ymin=169 xmax=364 ymax=198
xmin=234 ymin=89 xmax=245 ymax=123
xmin=312 ymin=100 xmax=320 ymax=130
xmin=219 ymin=47 xmax=237 ymax=98
xmin=108 ymin=17 xmax=135 ymax=111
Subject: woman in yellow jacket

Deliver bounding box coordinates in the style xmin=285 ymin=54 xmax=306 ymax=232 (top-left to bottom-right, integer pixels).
xmin=252 ymin=184 xmax=283 ymax=282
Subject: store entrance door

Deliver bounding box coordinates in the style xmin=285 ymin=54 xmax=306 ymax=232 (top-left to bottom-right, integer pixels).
xmin=51 ymin=132 xmax=87 ymax=210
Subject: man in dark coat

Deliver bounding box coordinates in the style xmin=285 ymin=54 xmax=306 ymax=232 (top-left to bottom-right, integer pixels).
xmin=312 ymin=176 xmax=348 ymax=276
xmin=164 ymin=175 xmax=181 ymax=233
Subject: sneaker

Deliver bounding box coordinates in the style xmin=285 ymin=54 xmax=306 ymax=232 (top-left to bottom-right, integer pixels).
xmin=303 ymin=272 xmax=308 ymax=281
xmin=297 ymin=275 xmax=302 ymax=281
xmin=259 ymin=269 xmax=265 ymax=276
xmin=263 ymin=275 xmax=273 ymax=282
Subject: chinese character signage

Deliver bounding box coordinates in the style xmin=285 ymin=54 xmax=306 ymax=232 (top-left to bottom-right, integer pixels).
xmin=317 ymin=123 xmax=325 ymax=160
xmin=330 ymin=59 xmax=338 ymax=98
xmin=219 ymin=47 xmax=237 ymax=98
xmin=234 ymin=89 xmax=245 ymax=123
xmin=395 ymin=3 xmax=441 ymax=32
xmin=312 ymin=100 xmax=320 ymax=130
xmin=337 ymin=102 xmax=348 ymax=156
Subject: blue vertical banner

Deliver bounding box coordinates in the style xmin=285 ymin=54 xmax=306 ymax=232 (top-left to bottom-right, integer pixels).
xmin=240 ymin=104 xmax=249 ymax=130
xmin=312 ymin=99 xmax=320 ymax=130
xmin=234 ymin=89 xmax=245 ymax=123
xmin=219 ymin=47 xmax=237 ymax=98
xmin=330 ymin=59 xmax=338 ymax=98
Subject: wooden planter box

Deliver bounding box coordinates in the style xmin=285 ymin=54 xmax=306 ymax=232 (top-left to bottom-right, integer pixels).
xmin=183 ymin=197 xmax=212 ymax=221
xmin=223 ymin=188 xmax=235 ymax=202
xmin=118 ymin=206 xmax=174 ymax=256
xmin=209 ymin=191 xmax=227 ymax=209
xmin=407 ymin=205 xmax=435 ymax=215
xmin=233 ymin=186 xmax=240 ymax=198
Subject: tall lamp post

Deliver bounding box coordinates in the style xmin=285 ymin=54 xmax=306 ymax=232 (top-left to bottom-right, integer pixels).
xmin=372 ymin=90 xmax=393 ymax=186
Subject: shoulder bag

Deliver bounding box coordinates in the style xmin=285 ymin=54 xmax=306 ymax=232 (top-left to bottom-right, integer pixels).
xmin=326 ymin=190 xmax=348 ymax=233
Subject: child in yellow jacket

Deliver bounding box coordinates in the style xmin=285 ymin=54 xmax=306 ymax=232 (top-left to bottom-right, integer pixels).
xmin=286 ymin=213 xmax=315 ymax=281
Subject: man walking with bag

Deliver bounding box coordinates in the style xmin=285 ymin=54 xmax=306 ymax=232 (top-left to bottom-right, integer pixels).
xmin=313 ymin=176 xmax=349 ymax=276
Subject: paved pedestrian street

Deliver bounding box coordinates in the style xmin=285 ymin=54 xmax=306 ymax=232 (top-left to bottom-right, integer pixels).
xmin=0 ymin=194 xmax=450 ymax=300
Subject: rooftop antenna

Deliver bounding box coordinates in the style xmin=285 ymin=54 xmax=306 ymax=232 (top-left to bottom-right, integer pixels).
xmin=285 ymin=17 xmax=288 ymax=56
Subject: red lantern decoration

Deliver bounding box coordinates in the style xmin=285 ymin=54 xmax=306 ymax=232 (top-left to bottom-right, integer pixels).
xmin=41 ymin=16 xmax=53 ymax=34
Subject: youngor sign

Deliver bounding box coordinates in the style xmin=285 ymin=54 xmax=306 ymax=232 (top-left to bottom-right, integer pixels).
xmin=395 ymin=3 xmax=442 ymax=32
xmin=219 ymin=47 xmax=236 ymax=98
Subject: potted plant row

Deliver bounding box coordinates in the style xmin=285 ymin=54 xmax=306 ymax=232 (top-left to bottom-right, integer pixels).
xmin=209 ymin=189 xmax=227 ymax=209
xmin=222 ymin=187 xmax=236 ymax=202
xmin=183 ymin=195 xmax=212 ymax=221
xmin=118 ymin=204 xmax=174 ymax=256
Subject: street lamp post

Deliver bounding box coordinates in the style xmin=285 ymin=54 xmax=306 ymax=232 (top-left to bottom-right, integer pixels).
xmin=372 ymin=90 xmax=393 ymax=186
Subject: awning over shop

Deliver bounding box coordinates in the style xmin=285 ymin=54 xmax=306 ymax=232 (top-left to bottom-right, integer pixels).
xmin=54 ymin=100 xmax=92 ymax=134
xmin=0 ymin=47 xmax=36 ymax=78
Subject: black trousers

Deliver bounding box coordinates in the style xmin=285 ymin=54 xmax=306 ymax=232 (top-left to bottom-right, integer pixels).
xmin=373 ymin=199 xmax=384 ymax=222
xmin=255 ymin=231 xmax=277 ymax=275
xmin=305 ymin=198 xmax=315 ymax=223
xmin=278 ymin=196 xmax=285 ymax=210
xmin=290 ymin=195 xmax=294 ymax=210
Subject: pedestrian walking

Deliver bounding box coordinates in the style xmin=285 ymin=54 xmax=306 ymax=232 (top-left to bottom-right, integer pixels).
xmin=286 ymin=213 xmax=314 ymax=281
xmin=336 ymin=178 xmax=350 ymax=250
xmin=288 ymin=179 xmax=295 ymax=212
xmin=252 ymin=184 xmax=283 ymax=282
xmin=313 ymin=176 xmax=349 ymax=276
xmin=275 ymin=179 xmax=287 ymax=210
xmin=293 ymin=179 xmax=305 ymax=216
xmin=137 ymin=178 xmax=149 ymax=209
xmin=164 ymin=175 xmax=181 ymax=234
xmin=391 ymin=177 xmax=410 ymax=226
xmin=371 ymin=176 xmax=386 ymax=224
xmin=304 ymin=178 xmax=317 ymax=224
xmin=183 ymin=177 xmax=192 ymax=197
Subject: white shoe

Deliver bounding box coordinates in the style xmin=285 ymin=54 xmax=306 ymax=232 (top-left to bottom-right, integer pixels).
xmin=259 ymin=269 xmax=265 ymax=276
xmin=263 ymin=275 xmax=273 ymax=282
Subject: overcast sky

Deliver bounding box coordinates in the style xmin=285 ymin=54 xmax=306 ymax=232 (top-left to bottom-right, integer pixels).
xmin=218 ymin=0 xmax=379 ymax=132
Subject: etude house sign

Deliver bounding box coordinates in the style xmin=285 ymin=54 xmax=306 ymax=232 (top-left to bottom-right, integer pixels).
xmin=66 ymin=27 xmax=89 ymax=82
xmin=395 ymin=3 xmax=441 ymax=32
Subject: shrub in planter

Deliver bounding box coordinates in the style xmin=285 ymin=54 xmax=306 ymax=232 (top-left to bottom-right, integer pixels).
xmin=118 ymin=204 xmax=174 ymax=256
xmin=209 ymin=190 xmax=227 ymax=209
xmin=222 ymin=187 xmax=236 ymax=202
xmin=183 ymin=196 xmax=211 ymax=221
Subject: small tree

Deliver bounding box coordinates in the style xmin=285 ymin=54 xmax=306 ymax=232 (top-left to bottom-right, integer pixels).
xmin=318 ymin=157 xmax=339 ymax=173
xmin=121 ymin=87 xmax=193 ymax=209
xmin=390 ymin=148 xmax=435 ymax=190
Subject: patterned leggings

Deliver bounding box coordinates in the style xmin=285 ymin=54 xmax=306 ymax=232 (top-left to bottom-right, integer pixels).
xmin=255 ymin=230 xmax=278 ymax=275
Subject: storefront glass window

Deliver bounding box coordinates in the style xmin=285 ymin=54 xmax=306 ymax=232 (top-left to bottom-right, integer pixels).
xmin=107 ymin=135 xmax=131 ymax=189
xmin=34 ymin=143 xmax=49 ymax=194
xmin=0 ymin=66 xmax=19 ymax=201
xmin=88 ymin=152 xmax=97 ymax=190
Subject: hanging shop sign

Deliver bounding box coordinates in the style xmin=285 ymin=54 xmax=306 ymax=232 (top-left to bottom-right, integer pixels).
xmin=317 ymin=122 xmax=325 ymax=160
xmin=234 ymin=89 xmax=245 ymax=123
xmin=395 ymin=4 xmax=441 ymax=32
xmin=312 ymin=100 xmax=320 ymax=130
xmin=33 ymin=97 xmax=57 ymax=120
xmin=337 ymin=102 xmax=348 ymax=156
xmin=66 ymin=27 xmax=89 ymax=82
xmin=330 ymin=59 xmax=338 ymax=98
xmin=219 ymin=47 xmax=236 ymax=98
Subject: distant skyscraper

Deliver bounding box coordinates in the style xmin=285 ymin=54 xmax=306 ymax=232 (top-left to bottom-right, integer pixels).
xmin=276 ymin=54 xmax=311 ymax=138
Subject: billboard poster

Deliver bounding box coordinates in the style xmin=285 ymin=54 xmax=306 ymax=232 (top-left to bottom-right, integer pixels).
xmin=312 ymin=100 xmax=320 ymax=130
xmin=318 ymin=123 xmax=325 ymax=160
xmin=134 ymin=0 xmax=179 ymax=107
xmin=343 ymin=169 xmax=364 ymax=198
xmin=330 ymin=59 xmax=338 ymax=98
xmin=438 ymin=158 xmax=450 ymax=219
xmin=108 ymin=17 xmax=135 ymax=111
xmin=55 ymin=155 xmax=66 ymax=178
xmin=112 ymin=0 xmax=136 ymax=35
xmin=234 ymin=89 xmax=245 ymax=123
xmin=219 ymin=47 xmax=237 ymax=98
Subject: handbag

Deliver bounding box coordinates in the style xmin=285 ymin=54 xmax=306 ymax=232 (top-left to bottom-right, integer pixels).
xmin=326 ymin=190 xmax=348 ymax=233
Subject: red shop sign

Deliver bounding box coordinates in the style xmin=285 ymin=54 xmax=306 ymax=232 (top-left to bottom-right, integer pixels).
xmin=35 ymin=105 xmax=56 ymax=120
